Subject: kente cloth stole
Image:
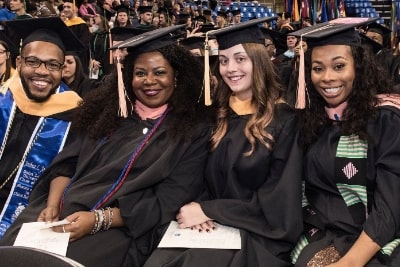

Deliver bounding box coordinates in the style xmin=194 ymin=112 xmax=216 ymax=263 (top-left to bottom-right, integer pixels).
xmin=292 ymin=134 xmax=400 ymax=264
xmin=0 ymin=86 xmax=71 ymax=238
xmin=291 ymin=134 xmax=369 ymax=264
xmin=335 ymin=135 xmax=400 ymax=258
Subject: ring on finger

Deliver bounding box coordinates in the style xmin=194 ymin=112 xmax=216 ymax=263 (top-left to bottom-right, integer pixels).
xmin=62 ymin=225 xmax=66 ymax=233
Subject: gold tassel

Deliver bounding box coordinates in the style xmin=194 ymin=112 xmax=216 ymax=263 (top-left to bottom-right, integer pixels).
xmin=108 ymin=30 xmax=113 ymax=65
xmin=116 ymin=52 xmax=128 ymax=118
xmin=204 ymin=33 xmax=212 ymax=106
xmin=295 ymin=35 xmax=306 ymax=109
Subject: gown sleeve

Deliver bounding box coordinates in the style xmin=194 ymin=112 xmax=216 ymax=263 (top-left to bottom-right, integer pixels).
xmin=117 ymin=130 xmax=209 ymax=238
xmin=364 ymin=106 xmax=400 ymax=246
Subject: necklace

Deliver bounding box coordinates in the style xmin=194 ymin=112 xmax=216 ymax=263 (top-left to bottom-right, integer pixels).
xmin=0 ymin=116 xmax=47 ymax=190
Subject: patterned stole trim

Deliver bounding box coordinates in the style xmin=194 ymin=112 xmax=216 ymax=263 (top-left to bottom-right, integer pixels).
xmin=336 ymin=135 xmax=400 ymax=258
xmin=381 ymin=239 xmax=400 ymax=256
xmin=291 ymin=235 xmax=309 ymax=264
xmin=0 ymin=85 xmax=72 ymax=238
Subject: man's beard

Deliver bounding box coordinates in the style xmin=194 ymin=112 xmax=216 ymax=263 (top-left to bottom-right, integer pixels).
xmin=20 ymin=75 xmax=58 ymax=103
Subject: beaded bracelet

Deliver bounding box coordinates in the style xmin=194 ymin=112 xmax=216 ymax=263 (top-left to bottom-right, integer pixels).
xmin=91 ymin=209 xmax=104 ymax=235
xmin=105 ymin=207 xmax=113 ymax=230
xmin=90 ymin=207 xmax=114 ymax=234
xmin=100 ymin=208 xmax=107 ymax=230
xmin=90 ymin=210 xmax=100 ymax=235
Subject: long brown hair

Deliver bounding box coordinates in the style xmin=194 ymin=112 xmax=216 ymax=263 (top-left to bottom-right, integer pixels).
xmin=211 ymin=43 xmax=283 ymax=156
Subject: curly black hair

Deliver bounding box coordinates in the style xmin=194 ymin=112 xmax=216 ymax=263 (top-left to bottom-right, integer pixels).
xmin=72 ymin=43 xmax=211 ymax=141
xmin=299 ymin=45 xmax=393 ymax=147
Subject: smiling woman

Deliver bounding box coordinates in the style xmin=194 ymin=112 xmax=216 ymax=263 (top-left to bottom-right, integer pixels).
xmin=290 ymin=19 xmax=400 ymax=267
xmin=131 ymin=51 xmax=175 ymax=109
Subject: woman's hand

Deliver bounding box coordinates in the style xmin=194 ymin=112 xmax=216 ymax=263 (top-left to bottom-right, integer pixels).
xmin=190 ymin=220 xmax=216 ymax=232
xmin=52 ymin=211 xmax=96 ymax=242
xmin=176 ymin=202 xmax=212 ymax=229
xmin=91 ymin=60 xmax=101 ymax=71
xmin=37 ymin=206 xmax=60 ymax=222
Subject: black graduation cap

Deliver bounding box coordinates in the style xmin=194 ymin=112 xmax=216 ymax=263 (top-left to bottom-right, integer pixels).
xmin=230 ymin=9 xmax=241 ymax=16
xmin=208 ymin=17 xmax=277 ymax=50
xmin=260 ymin=27 xmax=287 ymax=55
xmin=115 ymin=4 xmax=130 ymax=14
xmin=290 ymin=17 xmax=378 ymax=48
xmin=360 ymin=33 xmax=383 ymax=54
xmin=216 ymin=10 xmax=227 ymax=18
xmin=110 ymin=26 xmax=147 ymax=42
xmin=138 ymin=5 xmax=153 ymax=13
xmin=277 ymin=12 xmax=290 ymax=20
xmin=364 ymin=22 xmax=391 ymax=36
xmin=2 ymin=17 xmax=85 ymax=54
xmin=195 ymin=15 xmax=207 ymax=24
xmin=158 ymin=7 xmax=172 ymax=16
xmin=199 ymin=24 xmax=217 ymax=33
xmin=180 ymin=36 xmax=205 ymax=50
xmin=0 ymin=30 xmax=18 ymax=58
xmin=203 ymin=9 xmax=212 ymax=16
xmin=110 ymin=24 xmax=185 ymax=54
xmin=180 ymin=36 xmax=218 ymax=68
xmin=363 ymin=21 xmax=391 ymax=48
xmin=180 ymin=13 xmax=191 ymax=19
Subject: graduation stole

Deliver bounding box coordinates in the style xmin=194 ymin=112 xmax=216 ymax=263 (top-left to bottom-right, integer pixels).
xmin=334 ymin=134 xmax=369 ymax=221
xmin=0 ymin=84 xmax=72 ymax=238
xmin=60 ymin=108 xmax=170 ymax=212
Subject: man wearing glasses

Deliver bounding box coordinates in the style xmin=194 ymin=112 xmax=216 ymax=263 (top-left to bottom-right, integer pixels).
xmin=0 ymin=17 xmax=83 ymax=238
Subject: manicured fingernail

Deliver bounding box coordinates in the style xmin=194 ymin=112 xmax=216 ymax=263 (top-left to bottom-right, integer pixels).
xmin=206 ymin=229 xmax=209 ymax=232
xmin=198 ymin=229 xmax=202 ymax=232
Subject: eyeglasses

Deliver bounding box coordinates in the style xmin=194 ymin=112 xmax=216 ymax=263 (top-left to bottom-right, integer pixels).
xmin=0 ymin=50 xmax=7 ymax=54
xmin=21 ymin=56 xmax=64 ymax=71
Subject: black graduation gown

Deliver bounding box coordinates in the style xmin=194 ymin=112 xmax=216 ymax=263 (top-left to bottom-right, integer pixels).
xmin=294 ymin=106 xmax=400 ymax=266
xmin=90 ymin=30 xmax=111 ymax=78
xmin=144 ymin=104 xmax=303 ymax=267
xmin=0 ymin=114 xmax=210 ymax=267
xmin=68 ymin=22 xmax=91 ymax=75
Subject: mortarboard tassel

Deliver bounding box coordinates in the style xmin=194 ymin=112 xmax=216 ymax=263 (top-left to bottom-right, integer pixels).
xmin=116 ymin=52 xmax=128 ymax=118
xmin=204 ymin=33 xmax=212 ymax=106
xmin=108 ymin=30 xmax=113 ymax=65
xmin=295 ymin=35 xmax=306 ymax=109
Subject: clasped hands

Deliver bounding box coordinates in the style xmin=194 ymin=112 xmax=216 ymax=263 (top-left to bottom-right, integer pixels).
xmin=175 ymin=202 xmax=216 ymax=232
